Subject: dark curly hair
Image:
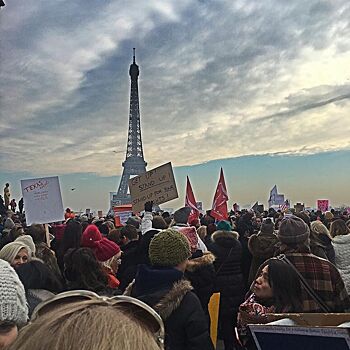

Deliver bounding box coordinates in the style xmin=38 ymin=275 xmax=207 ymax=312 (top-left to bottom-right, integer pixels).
xmin=63 ymin=248 xmax=109 ymax=294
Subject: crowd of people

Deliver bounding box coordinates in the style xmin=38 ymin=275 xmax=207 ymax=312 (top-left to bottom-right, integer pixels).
xmin=1 ymin=188 xmax=350 ymax=349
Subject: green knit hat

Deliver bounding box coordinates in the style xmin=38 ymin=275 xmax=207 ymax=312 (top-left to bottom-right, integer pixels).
xmin=149 ymin=228 xmax=191 ymax=267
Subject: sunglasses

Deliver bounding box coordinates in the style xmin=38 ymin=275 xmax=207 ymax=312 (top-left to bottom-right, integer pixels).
xmin=31 ymin=290 xmax=165 ymax=348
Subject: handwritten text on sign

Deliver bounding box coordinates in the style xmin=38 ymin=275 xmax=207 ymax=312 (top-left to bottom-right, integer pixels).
xmin=128 ymin=162 xmax=178 ymax=212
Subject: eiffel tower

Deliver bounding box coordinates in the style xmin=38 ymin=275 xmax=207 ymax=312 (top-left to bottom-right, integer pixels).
xmin=113 ymin=48 xmax=147 ymax=206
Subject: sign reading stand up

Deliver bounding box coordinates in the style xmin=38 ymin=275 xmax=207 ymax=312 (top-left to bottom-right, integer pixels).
xmin=21 ymin=176 xmax=64 ymax=226
xmin=128 ymin=162 xmax=178 ymax=212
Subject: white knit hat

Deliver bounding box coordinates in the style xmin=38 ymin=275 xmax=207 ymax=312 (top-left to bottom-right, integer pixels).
xmin=15 ymin=235 xmax=36 ymax=257
xmin=0 ymin=259 xmax=28 ymax=326
xmin=0 ymin=242 xmax=32 ymax=266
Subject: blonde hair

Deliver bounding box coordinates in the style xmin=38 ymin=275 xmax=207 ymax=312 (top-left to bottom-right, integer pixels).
xmin=9 ymin=300 xmax=161 ymax=350
xmin=310 ymin=221 xmax=332 ymax=240
xmin=0 ymin=242 xmax=31 ymax=266
xmin=196 ymin=226 xmax=207 ymax=241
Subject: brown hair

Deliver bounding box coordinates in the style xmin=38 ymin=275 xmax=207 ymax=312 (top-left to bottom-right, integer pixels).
xmin=9 ymin=300 xmax=161 ymax=350
xmin=330 ymin=219 xmax=350 ymax=238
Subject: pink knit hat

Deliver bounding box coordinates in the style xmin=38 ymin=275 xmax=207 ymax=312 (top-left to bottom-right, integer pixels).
xmin=81 ymin=225 xmax=120 ymax=262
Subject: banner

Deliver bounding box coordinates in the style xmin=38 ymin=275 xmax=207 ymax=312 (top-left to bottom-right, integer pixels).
xmin=185 ymin=176 xmax=200 ymax=222
xmin=317 ymin=199 xmax=329 ymax=212
xmin=128 ymin=162 xmax=178 ymax=212
xmin=211 ymin=168 xmax=229 ymax=221
xmin=21 ymin=176 xmax=64 ymax=226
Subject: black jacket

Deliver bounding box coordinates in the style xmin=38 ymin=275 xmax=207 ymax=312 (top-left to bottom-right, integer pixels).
xmin=117 ymin=240 xmax=140 ymax=292
xmin=209 ymin=230 xmax=245 ymax=317
xmin=125 ymin=264 xmax=214 ymax=350
xmin=185 ymin=251 xmax=216 ymax=314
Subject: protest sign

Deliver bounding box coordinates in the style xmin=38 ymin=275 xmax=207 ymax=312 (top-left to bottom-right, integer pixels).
xmin=113 ymin=204 xmax=133 ymax=226
xmin=21 ymin=176 xmax=64 ymax=226
xmin=317 ymin=199 xmax=329 ymax=212
xmin=128 ymin=162 xmax=178 ymax=212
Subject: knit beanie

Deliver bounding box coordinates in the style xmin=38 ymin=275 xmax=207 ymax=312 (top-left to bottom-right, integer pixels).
xmin=81 ymin=225 xmax=120 ymax=262
xmin=0 ymin=242 xmax=31 ymax=266
xmin=126 ymin=216 xmax=141 ymax=230
xmin=15 ymin=235 xmax=36 ymax=257
xmin=0 ymin=259 xmax=28 ymax=326
xmin=278 ymin=216 xmax=310 ymax=245
xmin=149 ymin=228 xmax=191 ymax=267
xmin=173 ymin=207 xmax=191 ymax=224
xmin=216 ymin=220 xmax=232 ymax=232
xmin=260 ymin=219 xmax=274 ymax=234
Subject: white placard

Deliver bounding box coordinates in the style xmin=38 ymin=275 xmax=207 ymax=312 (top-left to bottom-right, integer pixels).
xmin=21 ymin=176 xmax=64 ymax=225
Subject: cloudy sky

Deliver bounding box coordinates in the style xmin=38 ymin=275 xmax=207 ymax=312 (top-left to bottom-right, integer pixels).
xmin=1 ymin=0 xmax=350 ymax=212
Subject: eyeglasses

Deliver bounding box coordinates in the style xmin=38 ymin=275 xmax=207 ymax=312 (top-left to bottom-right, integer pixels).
xmin=31 ymin=290 xmax=165 ymax=348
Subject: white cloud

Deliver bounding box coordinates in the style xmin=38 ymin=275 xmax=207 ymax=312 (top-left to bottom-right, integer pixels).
xmin=1 ymin=0 xmax=350 ymax=177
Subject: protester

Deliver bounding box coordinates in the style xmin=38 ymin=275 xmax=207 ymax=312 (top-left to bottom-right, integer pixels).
xmin=81 ymin=225 xmax=121 ymax=288
xmin=275 ymin=215 xmax=350 ymax=312
xmin=237 ymin=258 xmax=303 ymax=346
xmin=26 ymin=224 xmax=62 ymax=281
xmin=16 ymin=259 xmax=63 ymax=316
xmin=0 ymin=242 xmax=31 ymax=268
xmin=248 ymin=218 xmax=278 ymax=285
xmin=171 ymin=206 xmax=207 ymax=252
xmin=310 ymin=220 xmax=335 ymax=263
xmin=64 ymin=247 xmax=120 ymax=296
xmin=56 ymin=219 xmax=82 ymax=272
xmin=330 ymin=219 xmax=350 ymax=293
xmin=125 ymin=228 xmax=214 ymax=350
xmin=7 ymin=295 xmax=163 ymax=350
xmin=184 ymin=248 xmax=216 ymax=317
xmin=209 ymin=220 xmax=244 ymax=350
xmin=3 ymin=183 xmax=10 ymax=209
xmin=117 ymin=224 xmax=140 ymax=292
xmin=0 ymin=259 xmax=28 ymax=348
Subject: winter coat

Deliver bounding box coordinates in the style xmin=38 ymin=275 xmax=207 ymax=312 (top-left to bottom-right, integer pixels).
xmin=35 ymin=242 xmax=63 ymax=282
xmin=209 ymin=230 xmax=245 ymax=318
xmin=117 ymin=240 xmax=140 ymax=292
xmin=126 ymin=264 xmax=214 ymax=350
xmin=332 ymin=234 xmax=350 ymax=293
xmin=247 ymin=232 xmax=278 ymax=285
xmin=185 ymin=251 xmax=216 ymax=314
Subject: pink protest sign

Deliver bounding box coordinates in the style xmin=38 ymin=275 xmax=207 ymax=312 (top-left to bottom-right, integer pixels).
xmin=317 ymin=199 xmax=329 ymax=212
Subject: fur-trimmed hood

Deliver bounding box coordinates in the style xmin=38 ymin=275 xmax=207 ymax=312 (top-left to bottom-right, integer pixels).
xmin=186 ymin=252 xmax=215 ymax=272
xmin=248 ymin=232 xmax=279 ymax=258
xmin=211 ymin=230 xmax=239 ymax=242
xmin=124 ymin=279 xmax=193 ymax=320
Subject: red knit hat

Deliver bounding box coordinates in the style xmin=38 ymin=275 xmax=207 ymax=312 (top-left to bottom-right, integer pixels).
xmin=81 ymin=225 xmax=120 ymax=262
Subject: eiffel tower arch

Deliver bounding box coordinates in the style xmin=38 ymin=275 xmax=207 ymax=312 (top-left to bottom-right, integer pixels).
xmin=112 ymin=49 xmax=147 ymax=207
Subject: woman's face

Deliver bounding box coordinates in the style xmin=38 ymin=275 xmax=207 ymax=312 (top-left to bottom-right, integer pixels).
xmin=12 ymin=248 xmax=29 ymax=268
xmin=253 ymin=265 xmax=273 ymax=299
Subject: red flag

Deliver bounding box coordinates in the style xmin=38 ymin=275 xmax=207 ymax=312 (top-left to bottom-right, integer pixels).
xmin=211 ymin=168 xmax=229 ymax=221
xmin=185 ymin=176 xmax=200 ymax=222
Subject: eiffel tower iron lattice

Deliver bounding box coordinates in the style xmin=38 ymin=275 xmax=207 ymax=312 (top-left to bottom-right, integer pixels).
xmin=114 ymin=49 xmax=147 ymax=205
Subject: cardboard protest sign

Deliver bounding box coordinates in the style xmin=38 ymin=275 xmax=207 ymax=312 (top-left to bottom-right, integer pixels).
xmin=128 ymin=162 xmax=178 ymax=212
xmin=317 ymin=199 xmax=329 ymax=212
xmin=21 ymin=176 xmax=64 ymax=226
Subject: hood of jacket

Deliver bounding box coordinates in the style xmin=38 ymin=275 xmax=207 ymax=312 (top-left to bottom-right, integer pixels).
xmin=130 ymin=264 xmax=184 ymax=297
xmin=248 ymin=233 xmax=278 ymax=258
xmin=125 ymin=278 xmax=193 ymax=321
xmin=211 ymin=230 xmax=239 ymax=248
xmin=186 ymin=251 xmax=215 ymax=272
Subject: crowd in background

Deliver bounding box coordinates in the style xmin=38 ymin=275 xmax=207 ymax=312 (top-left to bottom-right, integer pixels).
xmin=1 ymin=187 xmax=350 ymax=350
